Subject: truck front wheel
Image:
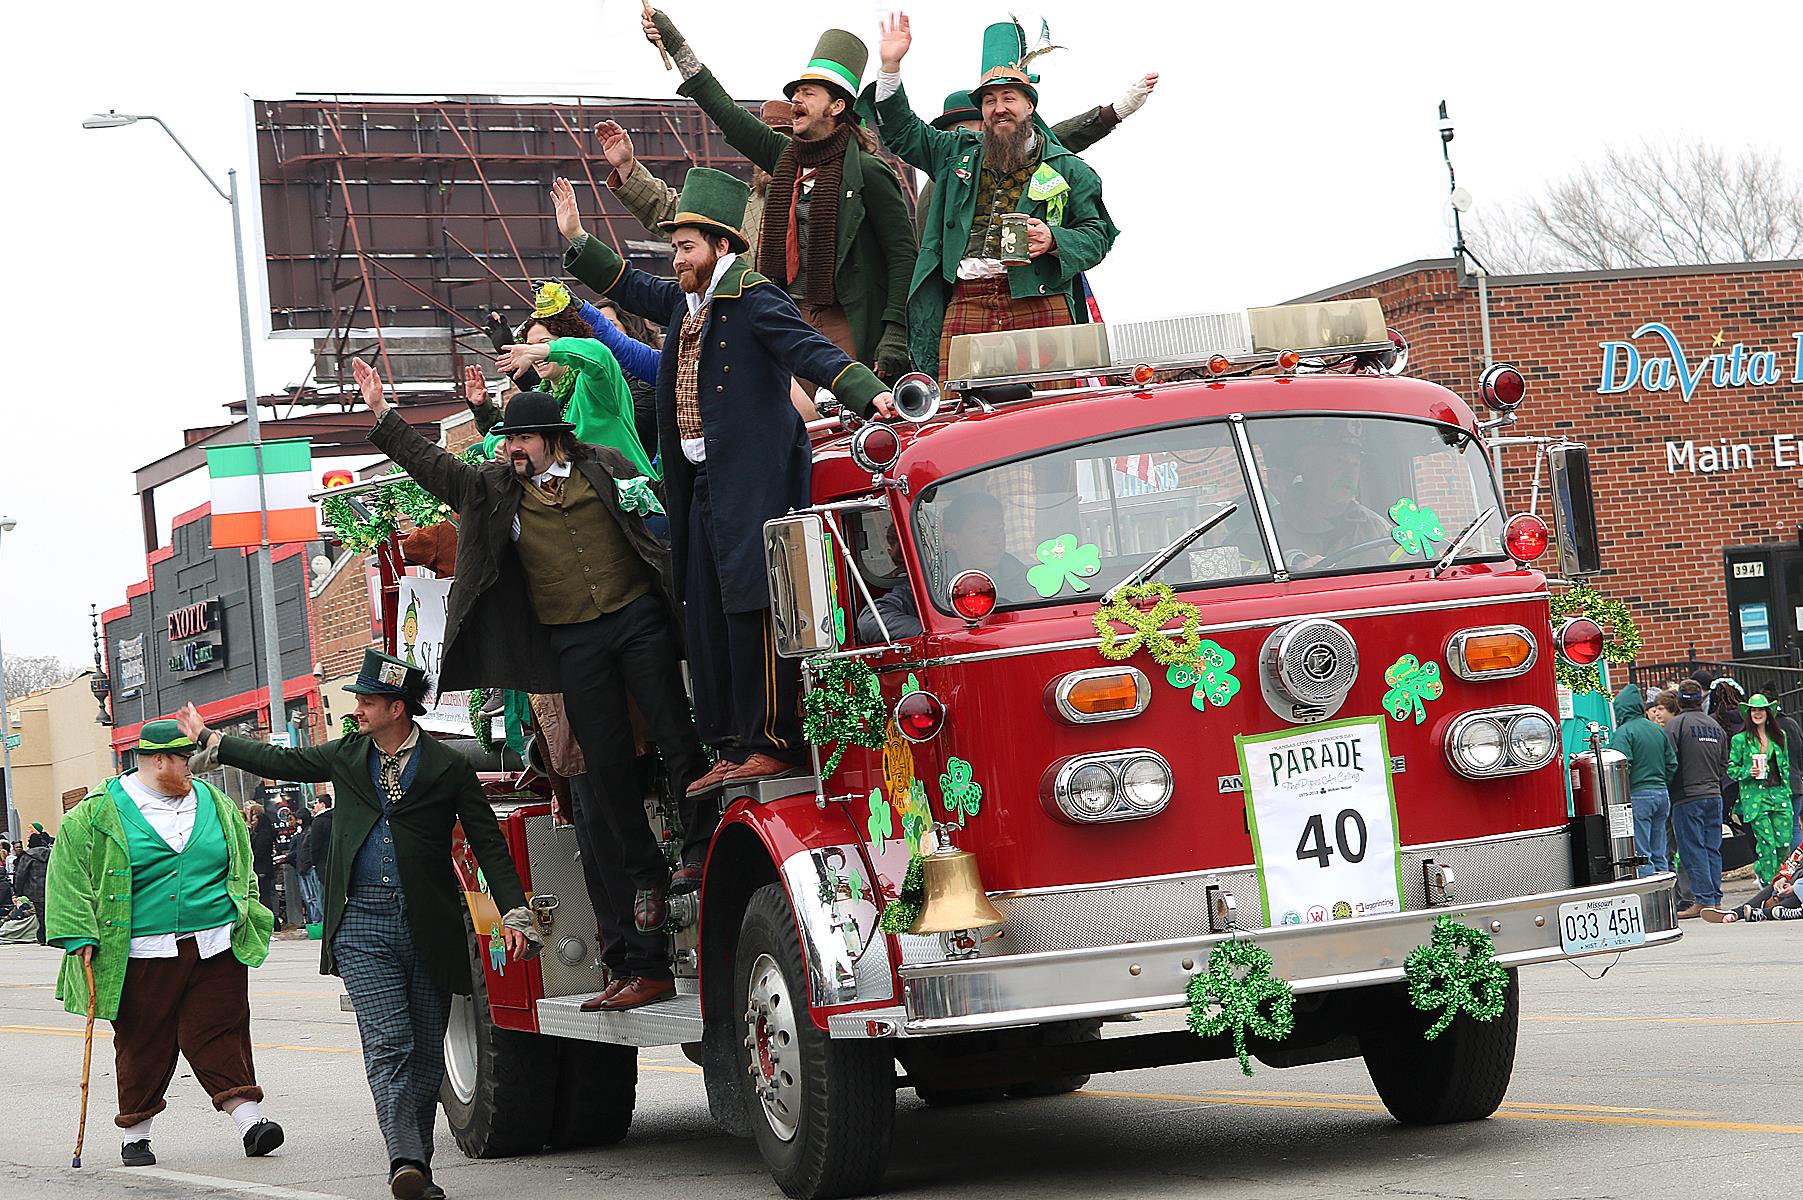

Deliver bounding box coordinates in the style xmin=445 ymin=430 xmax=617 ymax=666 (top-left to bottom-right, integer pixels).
xmin=440 ymin=910 xmax=557 ymax=1156
xmin=735 ymin=883 xmax=895 ymax=1200
xmin=1359 ymin=967 xmax=1520 ymax=1124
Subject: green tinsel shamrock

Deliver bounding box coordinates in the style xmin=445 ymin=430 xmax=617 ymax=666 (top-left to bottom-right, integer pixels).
xmin=616 ymin=476 xmax=664 ymax=516
xmin=1026 ymin=534 xmax=1103 ymax=598
xmin=1547 ymin=584 xmax=1642 ymax=694
xmin=1382 ymin=654 xmax=1444 ymax=724
xmin=802 ymin=658 xmax=888 ymax=777
xmin=1388 ymin=497 xmax=1446 ymax=556
xmin=939 ymin=757 xmax=982 ymax=825
xmin=1185 ymin=939 xmax=1297 ymax=1077
xmin=1166 ymin=639 xmax=1240 ymax=710
xmin=339 ymin=715 xmax=359 ymax=738
xmin=468 ymin=688 xmax=495 ymax=754
xmin=1404 ymin=917 xmax=1510 ymax=1040
xmin=879 ymin=854 xmax=927 ymax=933
xmin=1095 ymin=582 xmax=1204 ymax=667
xmin=867 ymin=788 xmax=894 ymax=843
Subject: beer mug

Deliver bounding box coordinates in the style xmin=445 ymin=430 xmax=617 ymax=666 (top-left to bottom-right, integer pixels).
xmin=1000 ymin=213 xmax=1032 ymax=266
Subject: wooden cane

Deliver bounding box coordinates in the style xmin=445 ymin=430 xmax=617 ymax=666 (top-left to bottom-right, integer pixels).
xmin=644 ymin=0 xmax=674 ymax=70
xmin=72 ymin=958 xmax=96 ymax=1168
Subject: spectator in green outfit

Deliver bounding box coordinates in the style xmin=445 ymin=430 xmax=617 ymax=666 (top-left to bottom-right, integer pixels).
xmin=1613 ymin=684 xmax=1677 ymax=876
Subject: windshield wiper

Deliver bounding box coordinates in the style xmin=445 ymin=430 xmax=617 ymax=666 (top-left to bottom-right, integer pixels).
xmin=1103 ymin=503 xmax=1239 ymax=603
xmin=1430 ymin=506 xmax=1500 ymax=578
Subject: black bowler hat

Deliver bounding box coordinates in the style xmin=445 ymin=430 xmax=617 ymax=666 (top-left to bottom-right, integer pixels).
xmin=344 ymin=649 xmax=430 ymax=716
xmin=490 ymin=391 xmax=575 ymax=437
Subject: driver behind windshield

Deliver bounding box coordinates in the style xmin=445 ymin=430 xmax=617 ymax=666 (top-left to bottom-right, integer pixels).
xmin=1266 ymin=421 xmax=1390 ymax=571
xmin=940 ymin=492 xmax=1032 ymax=600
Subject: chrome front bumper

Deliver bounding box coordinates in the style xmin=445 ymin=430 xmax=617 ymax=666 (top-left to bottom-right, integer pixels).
xmin=895 ymin=874 xmax=1679 ymax=1035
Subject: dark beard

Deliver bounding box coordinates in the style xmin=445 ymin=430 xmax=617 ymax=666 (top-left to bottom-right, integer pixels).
xmin=982 ymin=121 xmax=1037 ymax=175
xmin=679 ymin=248 xmax=719 ymax=294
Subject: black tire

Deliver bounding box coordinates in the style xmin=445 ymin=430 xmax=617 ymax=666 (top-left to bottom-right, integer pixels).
xmin=735 ymin=884 xmax=895 ymax=1200
xmin=1005 ymin=1019 xmax=1101 ymax=1098
xmin=440 ymin=910 xmax=557 ymax=1157
xmin=549 ymin=1040 xmax=638 ymax=1149
xmin=1360 ymin=967 xmax=1520 ymax=1124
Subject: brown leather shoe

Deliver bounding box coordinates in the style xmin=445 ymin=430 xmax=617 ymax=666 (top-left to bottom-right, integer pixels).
xmin=720 ymin=753 xmax=799 ymax=783
xmin=634 ymin=886 xmax=669 ymax=932
xmin=580 ymin=978 xmax=630 ymax=1011
xmin=598 ymin=976 xmax=676 ymax=1011
xmin=685 ymin=758 xmax=738 ymax=796
xmin=670 ymin=864 xmax=704 ymax=894
xmin=1676 ymin=903 xmax=1705 ymax=920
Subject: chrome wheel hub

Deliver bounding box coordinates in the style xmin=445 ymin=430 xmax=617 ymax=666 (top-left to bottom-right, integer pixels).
xmin=443 ymin=993 xmax=479 ymax=1106
xmin=742 ymin=952 xmax=800 ymax=1141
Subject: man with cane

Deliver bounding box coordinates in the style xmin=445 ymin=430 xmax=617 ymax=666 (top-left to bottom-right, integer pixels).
xmin=46 ymin=719 xmax=283 ymax=1168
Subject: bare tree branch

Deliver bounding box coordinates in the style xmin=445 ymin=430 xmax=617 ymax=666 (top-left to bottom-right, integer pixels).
xmin=4 ymin=655 xmax=81 ymax=701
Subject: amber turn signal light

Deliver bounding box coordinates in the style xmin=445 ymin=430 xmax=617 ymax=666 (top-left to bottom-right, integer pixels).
xmin=1462 ymin=632 xmax=1533 ymax=673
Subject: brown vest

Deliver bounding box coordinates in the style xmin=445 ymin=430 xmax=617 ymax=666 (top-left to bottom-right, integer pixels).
xmin=513 ymin=469 xmax=650 ymax=625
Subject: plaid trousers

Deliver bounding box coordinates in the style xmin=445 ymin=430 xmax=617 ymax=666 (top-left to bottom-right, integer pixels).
xmin=332 ymin=889 xmax=451 ymax=1169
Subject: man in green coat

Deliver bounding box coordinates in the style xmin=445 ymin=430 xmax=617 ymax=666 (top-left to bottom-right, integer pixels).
xmin=869 ymin=13 xmax=1120 ymax=378
xmin=644 ymin=10 xmax=917 ymax=380
xmin=179 ymin=652 xmax=533 ymax=1200
xmin=46 ymin=719 xmax=282 ymax=1167
xmin=1612 ymin=684 xmax=1678 ymax=877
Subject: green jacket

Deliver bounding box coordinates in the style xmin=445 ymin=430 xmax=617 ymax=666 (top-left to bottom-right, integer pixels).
xmin=478 ymin=337 xmax=658 ymax=479
xmin=678 ymin=67 xmax=916 ymax=366
xmin=1727 ymin=728 xmax=1793 ymax=817
xmin=213 ymin=730 xmax=527 ymax=996
xmin=868 ymin=79 xmax=1119 ymax=374
xmin=1611 ymin=685 xmax=1677 ymax=794
xmin=914 ymin=105 xmax=1118 ymax=237
xmin=46 ymin=776 xmax=272 ymax=1021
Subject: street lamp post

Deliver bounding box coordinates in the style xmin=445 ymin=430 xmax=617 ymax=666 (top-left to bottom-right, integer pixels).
xmin=84 ymin=111 xmax=290 ymax=746
xmin=0 ymin=515 xmax=19 ymax=841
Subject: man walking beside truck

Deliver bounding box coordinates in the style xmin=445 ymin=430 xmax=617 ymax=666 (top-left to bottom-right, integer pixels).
xmin=1666 ymin=679 xmax=1728 ymax=917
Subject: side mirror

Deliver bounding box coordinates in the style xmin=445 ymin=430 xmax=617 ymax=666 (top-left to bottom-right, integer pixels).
xmin=1547 ymin=442 xmax=1602 ymax=577
xmin=763 ymin=514 xmax=838 ymax=658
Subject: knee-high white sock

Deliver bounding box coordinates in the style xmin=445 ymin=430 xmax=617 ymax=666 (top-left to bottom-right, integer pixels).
xmin=121 ymin=1116 xmax=153 ymax=1145
xmin=223 ymin=1098 xmax=264 ymax=1135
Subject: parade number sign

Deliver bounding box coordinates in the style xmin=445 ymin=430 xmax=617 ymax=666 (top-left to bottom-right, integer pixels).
xmin=1237 ymin=715 xmax=1404 ymax=927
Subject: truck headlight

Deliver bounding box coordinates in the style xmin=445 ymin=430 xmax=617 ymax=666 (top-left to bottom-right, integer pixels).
xmin=1044 ymin=751 xmax=1174 ymax=823
xmin=1445 ymin=705 xmax=1560 ymax=779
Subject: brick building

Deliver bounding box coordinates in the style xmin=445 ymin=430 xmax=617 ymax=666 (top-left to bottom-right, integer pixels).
xmin=1300 ymin=258 xmax=1803 ymax=665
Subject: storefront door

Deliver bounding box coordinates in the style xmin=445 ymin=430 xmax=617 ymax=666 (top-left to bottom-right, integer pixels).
xmin=1725 ymin=544 xmax=1803 ymax=659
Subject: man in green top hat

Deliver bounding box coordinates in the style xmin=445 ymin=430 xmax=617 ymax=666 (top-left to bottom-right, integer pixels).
xmin=45 ymin=719 xmax=282 ymax=1168
xmin=868 ymin=12 xmax=1119 ymax=379
xmin=643 ymin=9 xmax=917 ymax=381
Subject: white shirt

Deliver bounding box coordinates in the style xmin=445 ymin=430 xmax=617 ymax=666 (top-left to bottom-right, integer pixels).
xmin=509 ymin=459 xmax=572 ymax=541
xmin=680 ymin=252 xmax=738 ymax=465
xmin=119 ymin=772 xmax=234 ymax=960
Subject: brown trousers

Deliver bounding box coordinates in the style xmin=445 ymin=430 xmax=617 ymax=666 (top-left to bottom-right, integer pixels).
xmin=112 ymin=937 xmax=261 ymax=1126
xmin=798 ymin=303 xmax=857 ymax=399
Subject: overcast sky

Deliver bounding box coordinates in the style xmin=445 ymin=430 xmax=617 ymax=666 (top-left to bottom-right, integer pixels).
xmin=3 ymin=0 xmax=1798 ymax=665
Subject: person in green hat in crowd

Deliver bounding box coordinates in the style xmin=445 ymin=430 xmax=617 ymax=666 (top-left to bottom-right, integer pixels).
xmin=179 ymin=652 xmax=537 ymax=1200
xmin=1727 ymin=693 xmax=1793 ymax=884
xmin=45 ymin=719 xmax=283 ymax=1168
xmin=641 ymin=11 xmax=917 ymax=382
xmin=866 ymin=12 xmax=1119 ymax=379
xmin=550 ymin=167 xmax=895 ymax=792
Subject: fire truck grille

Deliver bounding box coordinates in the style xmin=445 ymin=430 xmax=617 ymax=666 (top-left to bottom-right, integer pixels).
xmin=1106 ymin=311 xmax=1253 ymax=367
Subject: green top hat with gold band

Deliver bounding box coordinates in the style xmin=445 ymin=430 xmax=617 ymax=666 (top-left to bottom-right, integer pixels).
xmin=658 ymin=167 xmax=752 ymax=254
xmin=137 ymin=718 xmax=200 ymax=757
xmin=972 ymin=19 xmax=1045 ymax=106
xmin=785 ymin=28 xmax=868 ymax=106
xmin=343 ymin=648 xmax=431 ymax=716
xmin=932 ymin=90 xmax=981 ymax=130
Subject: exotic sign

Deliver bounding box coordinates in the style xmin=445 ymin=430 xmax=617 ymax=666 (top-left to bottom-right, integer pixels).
xmin=1598 ymin=322 xmax=1803 ymax=402
xmin=165 ymin=596 xmax=225 ymax=675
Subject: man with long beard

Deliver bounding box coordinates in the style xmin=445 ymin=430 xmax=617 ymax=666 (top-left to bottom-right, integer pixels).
xmin=868 ymin=13 xmax=1118 ymax=379
xmin=553 ymin=168 xmax=894 ymax=794
xmin=641 ymin=11 xmax=916 ymax=383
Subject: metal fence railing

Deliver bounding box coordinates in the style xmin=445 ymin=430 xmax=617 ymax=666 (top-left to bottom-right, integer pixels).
xmin=1628 ymin=647 xmax=1803 ymax=711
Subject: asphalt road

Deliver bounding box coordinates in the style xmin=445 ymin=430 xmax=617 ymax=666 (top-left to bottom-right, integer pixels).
xmin=0 ymin=907 xmax=1794 ymax=1200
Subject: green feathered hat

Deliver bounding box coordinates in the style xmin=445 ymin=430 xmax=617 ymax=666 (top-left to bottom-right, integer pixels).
xmin=932 ymin=90 xmax=981 ymax=130
xmin=136 ymin=718 xmax=199 ymax=757
xmin=657 ymin=167 xmax=751 ymax=254
xmin=972 ymin=19 xmax=1061 ymax=107
xmin=785 ymin=28 xmax=868 ymax=106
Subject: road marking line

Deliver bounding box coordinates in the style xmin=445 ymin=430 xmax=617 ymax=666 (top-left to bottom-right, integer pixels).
xmin=107 ymin=1166 xmax=352 ymax=1199
xmin=1525 ymin=1014 xmax=1803 ymax=1027
xmin=1190 ymin=1088 xmax=1707 ymax=1116
xmin=642 ymin=1063 xmax=703 ymax=1076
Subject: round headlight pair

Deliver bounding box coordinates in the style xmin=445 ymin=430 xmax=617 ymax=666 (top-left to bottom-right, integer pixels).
xmin=1050 ymin=752 xmax=1173 ymax=823
xmin=1445 ymin=707 xmax=1557 ymax=778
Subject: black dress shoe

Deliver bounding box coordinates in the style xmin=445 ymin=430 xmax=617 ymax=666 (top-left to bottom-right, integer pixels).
xmin=121 ymin=1139 xmax=156 ymax=1167
xmin=243 ymin=1118 xmax=285 ymax=1157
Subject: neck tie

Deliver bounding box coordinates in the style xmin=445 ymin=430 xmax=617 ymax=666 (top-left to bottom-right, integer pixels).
xmin=538 ymin=476 xmax=562 ymax=501
xmin=380 ymin=754 xmax=404 ymax=809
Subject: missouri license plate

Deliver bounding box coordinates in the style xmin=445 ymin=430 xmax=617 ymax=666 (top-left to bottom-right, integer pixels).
xmin=1558 ymin=894 xmax=1646 ymax=954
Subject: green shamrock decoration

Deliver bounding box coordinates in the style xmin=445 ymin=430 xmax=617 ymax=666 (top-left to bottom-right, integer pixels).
xmin=1388 ymin=497 xmax=1445 ymax=556
xmin=902 ymin=673 xmax=921 ymax=697
xmin=879 ymin=854 xmax=927 ymax=934
xmin=1166 ymin=639 xmax=1240 ymax=710
xmin=1094 ymin=582 xmax=1205 ymax=667
xmin=616 ymin=476 xmax=665 ymax=516
xmin=1382 ymin=654 xmax=1444 ymax=724
xmin=340 ymin=714 xmax=359 ymax=737
xmin=1026 ymin=534 xmax=1103 ymax=598
xmin=1404 ymin=917 xmax=1510 ymax=1040
xmin=846 ymin=865 xmax=868 ymax=902
xmin=832 ymin=605 xmax=847 ymax=647
xmin=902 ymin=781 xmax=932 ymax=854
xmin=939 ymin=758 xmax=983 ymax=825
xmin=802 ymin=658 xmax=889 ymax=777
xmin=867 ymin=788 xmax=894 ymax=843
xmin=1185 ymin=939 xmax=1296 ymax=1077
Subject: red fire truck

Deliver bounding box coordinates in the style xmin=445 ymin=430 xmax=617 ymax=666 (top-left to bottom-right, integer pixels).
xmin=361 ymin=298 xmax=1676 ymax=1199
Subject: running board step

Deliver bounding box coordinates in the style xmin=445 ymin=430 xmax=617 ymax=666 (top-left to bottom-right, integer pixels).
xmin=537 ymin=991 xmax=703 ymax=1047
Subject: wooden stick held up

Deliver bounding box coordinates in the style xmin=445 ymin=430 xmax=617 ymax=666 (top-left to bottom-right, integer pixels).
xmin=644 ymin=1 xmax=673 ymax=70
xmin=72 ymin=958 xmax=97 ymax=1168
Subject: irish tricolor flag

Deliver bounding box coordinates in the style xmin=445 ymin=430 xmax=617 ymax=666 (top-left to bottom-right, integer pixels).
xmin=205 ymin=439 xmax=319 ymax=548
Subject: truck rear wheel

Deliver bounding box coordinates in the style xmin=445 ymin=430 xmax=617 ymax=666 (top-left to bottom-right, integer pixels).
xmin=735 ymin=883 xmax=894 ymax=1200
xmin=1360 ymin=968 xmax=1520 ymax=1124
xmin=549 ymin=1041 xmax=637 ymax=1149
xmin=441 ymin=910 xmax=556 ymax=1157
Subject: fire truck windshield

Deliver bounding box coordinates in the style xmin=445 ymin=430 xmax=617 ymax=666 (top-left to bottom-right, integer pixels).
xmin=912 ymin=415 xmax=1504 ymax=612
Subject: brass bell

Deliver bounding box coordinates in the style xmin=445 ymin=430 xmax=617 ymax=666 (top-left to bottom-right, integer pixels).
xmin=910 ymin=824 xmax=1005 ymax=935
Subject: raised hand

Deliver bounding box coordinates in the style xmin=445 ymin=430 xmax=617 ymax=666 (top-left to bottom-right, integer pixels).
xmin=176 ymin=702 xmax=207 ymax=742
xmin=463 ymin=364 xmax=488 ymax=410
xmin=550 ymin=177 xmax=586 ymax=243
xmin=351 ymin=357 xmax=389 ymax=416
xmin=595 ymin=120 xmax=636 ymax=173
xmin=498 ymin=342 xmax=550 ymax=377
xmin=1115 ymin=72 xmax=1159 ymax=119
xmin=878 ymin=12 xmax=911 ymax=72
xmin=643 ymin=7 xmax=686 ymax=54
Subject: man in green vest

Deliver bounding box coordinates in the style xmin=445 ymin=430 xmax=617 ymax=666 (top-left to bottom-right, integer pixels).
xmin=868 ymin=13 xmax=1119 ymax=378
xmin=45 ymin=719 xmax=282 ymax=1168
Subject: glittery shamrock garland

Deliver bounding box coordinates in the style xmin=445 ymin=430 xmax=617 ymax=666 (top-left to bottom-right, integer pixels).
xmin=1547 ymin=584 xmax=1642 ymax=694
xmin=1095 ymin=583 xmax=1204 ymax=667
xmin=322 ymin=447 xmax=486 ymax=555
xmin=1403 ymin=917 xmax=1510 ymax=1040
xmin=1185 ymin=938 xmax=1297 ymax=1077
xmin=468 ymin=688 xmax=495 ymax=754
xmin=802 ymin=658 xmax=888 ymax=777
xmin=878 ymin=854 xmax=927 ymax=934
xmin=340 ymin=715 xmax=359 ymax=737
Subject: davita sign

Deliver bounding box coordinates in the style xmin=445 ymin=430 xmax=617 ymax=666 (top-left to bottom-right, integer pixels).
xmin=1597 ymin=322 xmax=1803 ymax=402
